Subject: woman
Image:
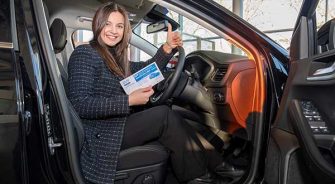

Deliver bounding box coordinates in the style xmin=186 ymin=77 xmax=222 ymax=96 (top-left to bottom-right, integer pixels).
xmin=68 ymin=2 xmax=222 ymax=184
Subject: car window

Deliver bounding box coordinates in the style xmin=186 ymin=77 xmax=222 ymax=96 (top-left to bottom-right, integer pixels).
xmin=213 ymin=0 xmax=304 ymax=49
xmin=72 ymin=30 xmax=93 ymax=48
xmin=133 ymin=8 xmax=246 ymax=61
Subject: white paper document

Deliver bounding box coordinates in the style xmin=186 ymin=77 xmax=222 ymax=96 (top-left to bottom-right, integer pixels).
xmin=120 ymin=62 xmax=165 ymax=95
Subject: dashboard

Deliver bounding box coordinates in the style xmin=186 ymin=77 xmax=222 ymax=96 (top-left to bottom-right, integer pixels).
xmin=182 ymin=50 xmax=256 ymax=136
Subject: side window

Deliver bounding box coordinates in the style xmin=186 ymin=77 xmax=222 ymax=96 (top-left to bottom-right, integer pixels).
xmin=133 ymin=9 xmax=246 ymax=61
xmin=213 ymin=0 xmax=304 ymax=49
xmin=316 ymin=1 xmax=335 ymax=54
xmin=72 ymin=30 xmax=93 ymax=48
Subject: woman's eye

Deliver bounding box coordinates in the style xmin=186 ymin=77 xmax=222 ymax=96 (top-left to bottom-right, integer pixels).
xmin=117 ymin=25 xmax=124 ymax=29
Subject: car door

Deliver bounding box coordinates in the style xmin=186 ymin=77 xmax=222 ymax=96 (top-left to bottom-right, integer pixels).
xmin=264 ymin=0 xmax=335 ymax=184
xmin=0 ymin=0 xmax=27 ymax=183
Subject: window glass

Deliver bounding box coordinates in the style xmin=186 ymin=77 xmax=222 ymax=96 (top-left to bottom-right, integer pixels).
xmin=134 ymin=8 xmax=246 ymax=61
xmin=72 ymin=30 xmax=93 ymax=48
xmin=72 ymin=6 xmax=248 ymax=62
xmin=213 ymin=0 xmax=304 ymax=49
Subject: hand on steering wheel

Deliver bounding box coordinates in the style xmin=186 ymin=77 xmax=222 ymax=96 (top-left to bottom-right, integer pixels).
xmin=150 ymin=46 xmax=186 ymax=105
xmin=163 ymin=23 xmax=183 ymax=54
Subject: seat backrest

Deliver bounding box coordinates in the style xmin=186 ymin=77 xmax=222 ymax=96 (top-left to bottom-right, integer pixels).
xmin=49 ymin=18 xmax=69 ymax=92
xmin=49 ymin=18 xmax=84 ymax=150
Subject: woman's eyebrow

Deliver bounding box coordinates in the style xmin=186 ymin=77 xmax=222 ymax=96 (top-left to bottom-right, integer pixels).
xmin=106 ymin=21 xmax=124 ymax=25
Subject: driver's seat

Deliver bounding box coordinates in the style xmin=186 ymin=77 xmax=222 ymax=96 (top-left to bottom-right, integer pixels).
xmin=49 ymin=18 xmax=169 ymax=184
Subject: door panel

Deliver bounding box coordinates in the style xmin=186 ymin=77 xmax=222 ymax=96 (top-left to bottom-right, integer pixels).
xmin=265 ymin=0 xmax=335 ymax=183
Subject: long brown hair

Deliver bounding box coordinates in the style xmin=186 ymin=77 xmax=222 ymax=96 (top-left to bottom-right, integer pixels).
xmin=90 ymin=2 xmax=131 ymax=77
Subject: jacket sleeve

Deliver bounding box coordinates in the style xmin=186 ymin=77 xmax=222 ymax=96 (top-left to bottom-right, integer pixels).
xmin=130 ymin=45 xmax=177 ymax=73
xmin=67 ymin=46 xmax=130 ymax=119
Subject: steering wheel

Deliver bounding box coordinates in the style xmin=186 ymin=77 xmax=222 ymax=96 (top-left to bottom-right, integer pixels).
xmin=150 ymin=46 xmax=186 ymax=105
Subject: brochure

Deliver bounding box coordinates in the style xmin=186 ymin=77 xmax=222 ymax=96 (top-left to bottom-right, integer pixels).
xmin=120 ymin=62 xmax=165 ymax=95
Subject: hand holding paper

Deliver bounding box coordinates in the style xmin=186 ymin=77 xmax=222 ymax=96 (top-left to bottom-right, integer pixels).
xmin=128 ymin=86 xmax=154 ymax=106
xmin=120 ymin=62 xmax=165 ymax=95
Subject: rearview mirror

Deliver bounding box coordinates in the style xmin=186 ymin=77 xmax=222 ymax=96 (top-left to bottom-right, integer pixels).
xmin=147 ymin=20 xmax=169 ymax=34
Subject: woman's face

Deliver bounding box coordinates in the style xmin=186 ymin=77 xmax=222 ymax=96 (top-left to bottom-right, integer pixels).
xmin=100 ymin=11 xmax=125 ymax=47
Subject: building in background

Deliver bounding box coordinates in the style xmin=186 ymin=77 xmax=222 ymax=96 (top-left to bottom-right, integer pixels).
xmin=72 ymin=0 xmax=335 ymax=61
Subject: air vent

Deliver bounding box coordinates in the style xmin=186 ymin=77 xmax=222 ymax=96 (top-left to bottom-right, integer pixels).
xmin=212 ymin=67 xmax=227 ymax=82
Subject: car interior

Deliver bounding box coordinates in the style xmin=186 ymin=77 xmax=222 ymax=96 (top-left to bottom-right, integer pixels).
xmin=40 ymin=0 xmax=267 ymax=183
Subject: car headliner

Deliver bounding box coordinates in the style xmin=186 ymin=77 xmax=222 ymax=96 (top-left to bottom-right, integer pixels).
xmin=44 ymin=0 xmax=156 ymax=30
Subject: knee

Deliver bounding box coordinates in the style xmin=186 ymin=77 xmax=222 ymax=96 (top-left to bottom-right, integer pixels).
xmin=154 ymin=105 xmax=171 ymax=115
xmin=153 ymin=105 xmax=182 ymax=125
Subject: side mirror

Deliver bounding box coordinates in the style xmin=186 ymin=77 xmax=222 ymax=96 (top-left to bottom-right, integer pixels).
xmin=147 ymin=20 xmax=169 ymax=34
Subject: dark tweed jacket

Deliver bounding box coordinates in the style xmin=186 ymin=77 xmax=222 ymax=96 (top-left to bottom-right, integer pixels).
xmin=68 ymin=44 xmax=175 ymax=184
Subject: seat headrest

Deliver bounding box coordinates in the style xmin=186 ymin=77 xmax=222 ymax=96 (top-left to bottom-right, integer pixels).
xmin=50 ymin=18 xmax=67 ymax=54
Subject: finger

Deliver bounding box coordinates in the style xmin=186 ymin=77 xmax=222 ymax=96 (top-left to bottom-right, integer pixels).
xmin=142 ymin=86 xmax=152 ymax=92
xmin=167 ymin=23 xmax=172 ymax=34
xmin=178 ymin=42 xmax=183 ymax=47
xmin=148 ymin=89 xmax=154 ymax=96
xmin=173 ymin=38 xmax=182 ymax=44
xmin=143 ymin=90 xmax=154 ymax=100
xmin=173 ymin=32 xmax=180 ymax=38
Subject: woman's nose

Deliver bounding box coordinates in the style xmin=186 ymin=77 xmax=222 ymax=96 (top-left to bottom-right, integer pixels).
xmin=109 ymin=26 xmax=116 ymax=33
xmin=106 ymin=24 xmax=116 ymax=33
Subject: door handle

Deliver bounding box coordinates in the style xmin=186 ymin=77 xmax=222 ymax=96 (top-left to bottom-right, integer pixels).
xmin=307 ymin=61 xmax=335 ymax=81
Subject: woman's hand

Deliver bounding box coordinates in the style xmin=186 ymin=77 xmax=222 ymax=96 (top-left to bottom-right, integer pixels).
xmin=128 ymin=86 xmax=154 ymax=106
xmin=163 ymin=23 xmax=183 ymax=54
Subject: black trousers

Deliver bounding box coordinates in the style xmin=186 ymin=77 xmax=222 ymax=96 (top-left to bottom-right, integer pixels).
xmin=121 ymin=105 xmax=222 ymax=182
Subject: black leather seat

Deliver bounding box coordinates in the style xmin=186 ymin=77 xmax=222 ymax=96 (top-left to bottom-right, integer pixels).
xmin=49 ymin=18 xmax=169 ymax=184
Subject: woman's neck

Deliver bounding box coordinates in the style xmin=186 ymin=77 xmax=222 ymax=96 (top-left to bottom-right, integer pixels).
xmin=108 ymin=46 xmax=117 ymax=56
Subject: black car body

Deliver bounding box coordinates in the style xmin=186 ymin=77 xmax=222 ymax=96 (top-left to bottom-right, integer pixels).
xmin=1 ymin=0 xmax=334 ymax=183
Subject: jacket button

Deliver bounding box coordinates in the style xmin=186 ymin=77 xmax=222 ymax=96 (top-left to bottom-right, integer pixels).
xmin=95 ymin=133 xmax=101 ymax=139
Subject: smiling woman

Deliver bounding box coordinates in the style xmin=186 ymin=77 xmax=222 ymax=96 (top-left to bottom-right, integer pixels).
xmin=67 ymin=2 xmax=227 ymax=184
